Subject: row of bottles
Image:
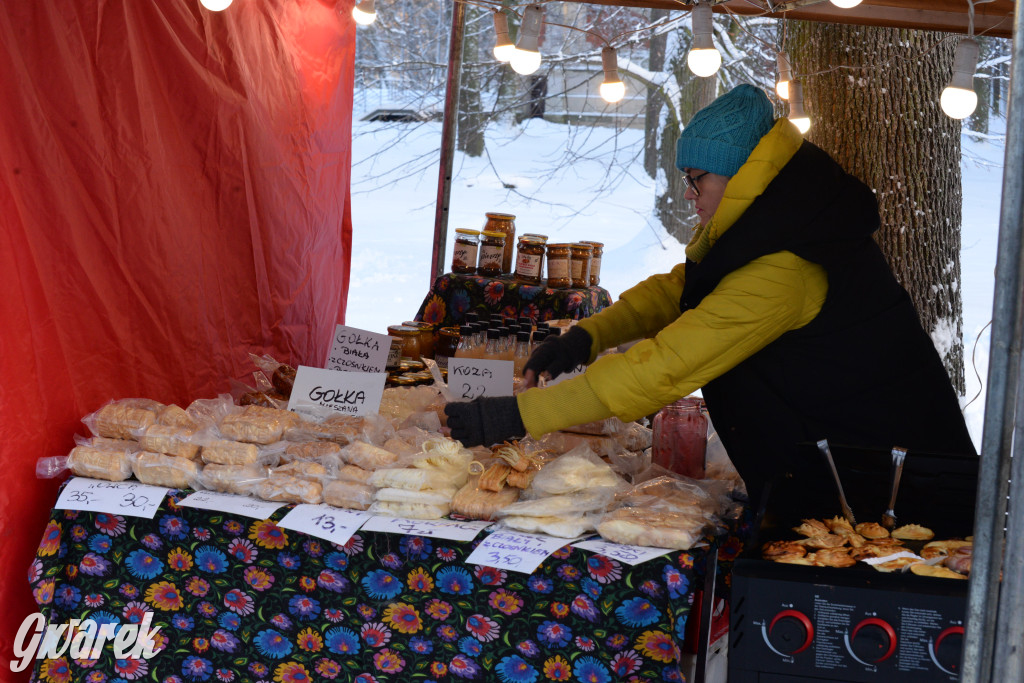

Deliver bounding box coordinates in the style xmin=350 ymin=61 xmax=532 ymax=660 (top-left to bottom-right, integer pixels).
xmin=433 ymin=313 xmax=562 ymax=379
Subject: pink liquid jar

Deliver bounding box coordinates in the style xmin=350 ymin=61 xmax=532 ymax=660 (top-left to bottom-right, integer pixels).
xmin=652 ymin=397 xmax=708 ymax=479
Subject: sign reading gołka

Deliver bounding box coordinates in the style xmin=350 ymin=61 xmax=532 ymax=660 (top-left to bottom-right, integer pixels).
xmin=325 ymin=324 xmax=392 ymax=373
xmin=288 ymin=366 xmax=386 ymax=416
xmin=447 ymin=358 xmax=513 ymax=399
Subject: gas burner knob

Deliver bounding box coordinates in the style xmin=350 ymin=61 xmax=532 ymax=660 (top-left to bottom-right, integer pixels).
xmin=850 ymin=617 xmax=897 ymax=662
xmin=934 ymin=626 xmax=965 ymax=672
xmin=769 ymin=609 xmax=814 ymax=655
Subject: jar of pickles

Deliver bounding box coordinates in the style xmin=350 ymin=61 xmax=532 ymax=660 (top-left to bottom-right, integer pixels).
xmin=477 ymin=231 xmax=505 ymax=277
xmin=451 ymin=229 xmax=480 ymax=274
xmin=580 ymin=241 xmax=604 ymax=286
xmin=515 ymin=236 xmax=545 ymax=285
xmin=546 ymin=243 xmax=572 ymax=289
xmin=387 ymin=325 xmax=422 ymax=362
xmin=482 ymin=213 xmax=516 ymax=273
xmin=570 ymin=243 xmax=593 ymax=288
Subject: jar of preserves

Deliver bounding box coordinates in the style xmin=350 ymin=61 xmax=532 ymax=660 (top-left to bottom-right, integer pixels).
xmin=580 ymin=241 xmax=604 ymax=286
xmin=434 ymin=327 xmax=461 ymax=370
xmin=385 ymin=338 xmax=403 ymax=370
xmin=403 ymin=321 xmax=436 ymax=359
xmin=546 ymin=243 xmax=572 ymax=288
xmin=515 ymin=236 xmax=545 ymax=285
xmin=451 ymin=229 xmax=480 ymax=274
xmin=482 ymin=212 xmax=516 ymax=273
xmin=651 ymin=397 xmax=708 ymax=479
xmin=521 ymin=232 xmax=548 ymax=244
xmin=387 ymin=324 xmax=422 ymax=362
xmin=477 ymin=231 xmax=505 ymax=277
xmin=570 ymin=242 xmax=593 ymax=289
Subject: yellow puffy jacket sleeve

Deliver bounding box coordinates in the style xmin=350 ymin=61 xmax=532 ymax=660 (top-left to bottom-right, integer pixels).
xmin=516 ymin=251 xmax=826 ymax=436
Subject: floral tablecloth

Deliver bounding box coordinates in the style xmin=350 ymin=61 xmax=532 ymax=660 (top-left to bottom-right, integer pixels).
xmin=414 ymin=274 xmax=613 ymax=328
xmin=29 ymin=489 xmax=745 ymax=683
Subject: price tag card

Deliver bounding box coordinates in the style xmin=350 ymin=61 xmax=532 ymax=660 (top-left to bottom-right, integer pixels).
xmin=287 ymin=366 xmax=386 ymax=416
xmin=325 ymin=325 xmax=392 ymax=373
xmin=360 ymin=516 xmax=493 ymax=542
xmin=447 ymin=358 xmax=514 ymax=399
xmin=278 ymin=504 xmax=373 ymax=546
xmin=55 ymin=478 xmax=169 ymax=519
xmin=572 ymin=539 xmax=674 ymax=566
xmin=177 ymin=491 xmax=285 ymax=519
xmin=465 ymin=529 xmax=576 ymax=574
xmin=544 ymin=363 xmax=585 ymax=387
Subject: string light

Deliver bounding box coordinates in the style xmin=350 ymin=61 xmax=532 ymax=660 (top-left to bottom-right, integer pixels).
xmin=352 ymin=0 xmax=377 ymax=26
xmin=510 ymin=4 xmax=543 ymax=75
xmin=830 ymin=0 xmax=863 ymax=7
xmin=492 ymin=11 xmax=515 ymax=62
xmin=776 ymin=51 xmax=793 ymax=100
xmin=599 ymin=47 xmax=626 ymax=103
xmin=687 ymin=3 xmax=721 ymax=78
xmin=788 ymin=80 xmax=811 ymax=134
xmin=199 ymin=0 xmax=232 ymax=10
xmin=941 ymin=38 xmax=979 ymax=119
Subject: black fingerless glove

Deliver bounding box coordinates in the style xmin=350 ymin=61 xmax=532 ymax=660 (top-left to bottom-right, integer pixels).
xmin=444 ymin=395 xmax=526 ymax=447
xmin=523 ymin=325 xmax=593 ymax=381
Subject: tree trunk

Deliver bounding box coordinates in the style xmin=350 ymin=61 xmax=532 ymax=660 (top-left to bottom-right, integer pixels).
xmin=457 ymin=6 xmax=485 ymax=157
xmin=644 ymin=9 xmax=668 ymax=179
xmin=789 ymin=22 xmax=966 ymax=393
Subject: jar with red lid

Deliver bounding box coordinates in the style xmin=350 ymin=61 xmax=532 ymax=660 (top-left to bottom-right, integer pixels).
xmin=651 ymin=397 xmax=707 ymax=479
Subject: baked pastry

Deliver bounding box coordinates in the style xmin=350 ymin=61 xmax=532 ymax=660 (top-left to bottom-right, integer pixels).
xmin=255 ymin=476 xmax=322 ymax=505
xmin=323 ymin=480 xmax=374 ymax=510
xmin=282 ymin=441 xmax=343 ymax=464
xmin=911 ymin=563 xmax=967 ymax=580
xmin=873 ymin=557 xmax=919 ymax=573
xmin=891 ymin=523 xmax=935 ymax=541
xmin=139 ymin=424 xmax=199 ymax=460
xmin=793 ymin=519 xmax=830 ymax=537
xmin=133 ymin=452 xmax=199 ymax=488
xmin=762 ymin=541 xmax=807 ymax=562
xmin=201 ymin=440 xmax=260 ymax=466
xmin=921 ymin=540 xmax=972 ymax=559
xmin=856 ymin=522 xmax=890 ymax=539
xmin=337 ymin=464 xmax=373 ymax=484
xmin=91 ymin=403 xmax=157 ymax=440
xmin=451 ymin=476 xmax=521 ymax=520
xmin=272 ymin=365 xmax=297 ymax=396
xmin=798 ymin=534 xmax=847 ymax=549
xmin=199 ymin=464 xmax=267 ymax=495
xmin=157 ymin=404 xmax=199 ymax=431
xmin=219 ymin=405 xmax=295 ymax=444
xmin=851 ymin=544 xmax=906 ymax=561
xmin=825 ymin=516 xmax=855 ymax=536
xmin=343 ymin=442 xmax=398 ymax=470
xmin=68 ymin=446 xmax=133 ymax=481
xmin=813 ymin=548 xmax=856 ymax=568
xmin=270 ymin=461 xmax=327 ymax=483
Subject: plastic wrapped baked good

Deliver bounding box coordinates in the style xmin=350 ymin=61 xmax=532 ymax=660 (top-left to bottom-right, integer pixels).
xmin=201 ymin=440 xmax=261 ymax=466
xmin=283 ymin=441 xmax=343 ymax=464
xmin=502 ymin=514 xmax=594 ymax=538
xmin=368 ymin=500 xmax=450 ymax=519
xmin=342 ymin=441 xmax=398 ymax=470
xmin=323 ymin=479 xmax=374 ymax=510
xmin=77 ymin=436 xmax=141 ymax=453
xmin=286 ymin=414 xmax=367 ymax=445
xmin=133 ymin=451 xmax=199 ymax=489
xmin=67 ymin=446 xmax=134 ymax=481
xmin=528 ymin=448 xmax=627 ymax=496
xmin=597 ymin=508 xmax=702 ymax=550
xmin=85 ymin=400 xmax=160 ymax=440
xmin=367 ymin=468 xmax=452 ymax=492
xmin=219 ymin=405 xmax=296 ymax=444
xmin=198 ymin=464 xmax=267 ymax=495
xmin=139 ymin=424 xmax=199 ymax=460
xmin=255 ymin=475 xmax=322 ymax=505
xmin=451 ymin=475 xmax=521 ymax=520
xmin=157 ymin=404 xmax=200 ymax=431
xmin=374 ymin=487 xmax=454 ymax=506
xmin=499 ymin=488 xmax=615 ymax=518
xmin=337 ymin=464 xmax=373 ymax=484
xmin=270 ymin=461 xmax=328 ymax=483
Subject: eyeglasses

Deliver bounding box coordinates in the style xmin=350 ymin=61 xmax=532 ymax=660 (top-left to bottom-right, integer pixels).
xmin=683 ymin=170 xmax=710 ymax=197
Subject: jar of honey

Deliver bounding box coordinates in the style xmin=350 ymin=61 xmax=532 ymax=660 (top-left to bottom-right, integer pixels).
xmin=387 ymin=325 xmax=422 ymax=362
xmin=515 ymin=236 xmax=545 ymax=285
xmin=580 ymin=241 xmax=604 ymax=286
xmin=434 ymin=327 xmax=461 ymax=370
xmin=403 ymin=321 xmax=437 ymax=359
xmin=570 ymin=243 xmax=593 ymax=288
xmin=451 ymin=229 xmax=480 ymax=274
xmin=478 ymin=231 xmax=506 ymax=277
xmin=546 ymin=243 xmax=572 ymax=289
xmin=482 ymin=213 xmax=516 ymax=273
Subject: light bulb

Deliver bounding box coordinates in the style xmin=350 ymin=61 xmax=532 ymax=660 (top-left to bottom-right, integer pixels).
xmin=492 ymin=11 xmax=515 ymax=62
xmin=352 ymin=0 xmax=376 ymax=26
xmin=790 ymin=116 xmax=811 ymax=134
xmin=776 ymin=51 xmax=792 ymax=100
xmin=688 ymin=4 xmax=721 ymax=78
xmin=599 ymin=46 xmax=625 ymax=103
xmin=200 ymin=0 xmax=232 ymax=10
xmin=941 ymin=38 xmax=979 ymax=119
xmin=510 ymin=49 xmax=542 ymax=75
xmin=776 ymin=80 xmax=790 ymax=100
xmin=788 ymin=80 xmax=811 ymax=134
xmin=830 ymin=0 xmax=863 ymax=7
xmin=510 ymin=5 xmax=543 ymax=75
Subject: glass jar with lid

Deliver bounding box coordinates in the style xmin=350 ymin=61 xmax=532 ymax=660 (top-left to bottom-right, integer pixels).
xmin=403 ymin=321 xmax=436 ymax=359
xmin=651 ymin=397 xmax=708 ymax=479
xmin=545 ymin=243 xmax=572 ymax=289
xmin=451 ymin=229 xmax=480 ymax=274
xmin=387 ymin=324 xmax=422 ymax=362
xmin=477 ymin=231 xmax=505 ymax=277
xmin=482 ymin=213 xmax=516 ymax=273
xmin=570 ymin=243 xmax=593 ymax=289
xmin=433 ymin=327 xmax=461 ymax=370
xmin=515 ymin=236 xmax=545 ymax=285
xmin=580 ymin=241 xmax=604 ymax=286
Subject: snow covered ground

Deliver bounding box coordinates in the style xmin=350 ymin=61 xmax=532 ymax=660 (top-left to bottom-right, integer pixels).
xmin=346 ymin=109 xmax=1005 ymax=451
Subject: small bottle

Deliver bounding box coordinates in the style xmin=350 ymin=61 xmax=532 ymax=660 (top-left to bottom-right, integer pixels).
xmin=477 ymin=231 xmax=506 ymax=277
xmin=530 ymin=327 xmax=548 ymax=355
xmin=484 ymin=328 xmax=503 ymax=360
xmin=451 ymin=229 xmax=481 ymax=274
xmin=499 ymin=327 xmax=515 ymax=360
xmin=513 ymin=330 xmax=532 ymax=378
xmin=455 ymin=323 xmax=477 ymax=358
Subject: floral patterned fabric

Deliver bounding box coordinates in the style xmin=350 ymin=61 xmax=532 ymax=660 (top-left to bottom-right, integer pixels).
xmin=415 ymin=274 xmax=613 ymax=328
xmin=29 ymin=488 xmax=733 ymax=683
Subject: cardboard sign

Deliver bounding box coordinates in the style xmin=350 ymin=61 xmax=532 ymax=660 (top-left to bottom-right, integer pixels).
xmin=573 ymin=539 xmax=674 ymax=566
xmin=177 ymin=491 xmax=285 ymax=519
xmin=278 ymin=504 xmax=373 ymax=546
xmin=287 ymin=365 xmax=386 ymax=416
xmin=55 ymin=478 xmax=169 ymax=519
xmin=465 ymin=529 xmax=576 ymax=574
xmin=325 ymin=324 xmax=392 ymax=373
xmin=446 ymin=358 xmax=514 ymax=399
xmin=360 ymin=516 xmax=493 ymax=542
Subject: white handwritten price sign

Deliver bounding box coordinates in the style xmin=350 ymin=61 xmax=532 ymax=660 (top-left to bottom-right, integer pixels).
xmin=177 ymin=491 xmax=285 ymax=519
xmin=361 ymin=516 xmax=493 ymax=542
xmin=447 ymin=358 xmax=514 ymax=399
xmin=56 ymin=478 xmax=169 ymax=519
xmin=325 ymin=325 xmax=392 ymax=373
xmin=572 ymin=539 xmax=674 ymax=566
xmin=288 ymin=366 xmax=386 ymax=416
xmin=466 ymin=529 xmax=576 ymax=574
xmin=544 ymin=362 xmax=585 ymax=387
xmin=278 ymin=504 xmax=373 ymax=546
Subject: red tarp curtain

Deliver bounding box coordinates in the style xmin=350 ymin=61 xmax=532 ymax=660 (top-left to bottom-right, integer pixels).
xmin=0 ymin=0 xmax=355 ymax=664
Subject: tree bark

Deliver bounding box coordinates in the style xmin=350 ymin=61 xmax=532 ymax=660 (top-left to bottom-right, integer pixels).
xmin=644 ymin=9 xmax=668 ymax=179
xmin=789 ymin=22 xmax=966 ymax=393
xmin=457 ymin=5 xmax=485 ymax=157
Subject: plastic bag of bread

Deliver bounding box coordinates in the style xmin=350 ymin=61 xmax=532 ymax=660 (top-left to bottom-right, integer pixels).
xmin=254 ymin=475 xmax=322 ymax=505
xmin=597 ymin=508 xmax=702 ymax=550
xmin=139 ymin=424 xmax=200 ymax=460
xmin=200 ymin=439 xmax=262 ymax=466
xmin=73 ymin=435 xmax=142 ymax=454
xmin=527 ymin=447 xmax=628 ymax=496
xmin=197 ymin=464 xmax=267 ymax=495
xmin=249 ymin=353 xmax=297 ymax=398
xmin=66 ymin=446 xmax=135 ymax=481
xmin=133 ymin=452 xmax=200 ymax=489
xmin=379 ymin=384 xmax=446 ymax=425
xmin=374 ymin=487 xmax=454 ymax=506
xmin=451 ymin=475 xmax=521 ymax=520
xmin=337 ymin=464 xmax=373 ymax=484
xmin=526 ymin=431 xmax=625 ymax=458
xmin=367 ymin=467 xmax=453 ymax=492
xmin=83 ymin=399 xmax=164 ymax=440
xmin=281 ymin=440 xmax=343 ymax=467
xmin=368 ymin=500 xmax=450 ymax=519
xmin=501 ymin=514 xmax=594 ymax=538
xmin=185 ymin=395 xmax=236 ymax=430
xmin=499 ymin=487 xmax=616 ymax=518
xmin=157 ymin=404 xmax=200 ymax=431
xmin=270 ymin=460 xmax=328 ymax=483
xmin=562 ymin=418 xmax=653 ymax=450
xmin=219 ymin=405 xmax=298 ymax=444
xmin=323 ymin=480 xmax=374 ymax=510
xmin=342 ymin=441 xmax=399 ymax=470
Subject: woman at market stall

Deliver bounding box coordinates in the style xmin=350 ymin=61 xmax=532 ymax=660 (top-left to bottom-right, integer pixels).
xmin=445 ymin=84 xmax=976 ymax=505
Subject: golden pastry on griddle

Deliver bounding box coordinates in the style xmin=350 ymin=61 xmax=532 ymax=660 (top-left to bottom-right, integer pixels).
xmin=798 ymin=534 xmax=847 ymax=549
xmin=762 ymin=541 xmax=807 ymax=562
xmin=851 ymin=544 xmax=906 ymax=561
xmin=776 ymin=555 xmax=815 ymax=565
xmin=856 ymin=522 xmax=890 ymax=539
xmin=792 ymin=519 xmax=830 ymax=537
xmin=814 ymin=548 xmax=856 ymax=568
xmin=825 ymin=516 xmax=855 ymax=536
xmin=910 ymin=564 xmax=967 ymax=580
xmin=873 ymin=557 xmax=918 ymax=573
xmin=920 ymin=539 xmax=972 ymax=560
xmin=845 ymin=533 xmax=867 ymax=548
xmin=866 ymin=537 xmax=903 ymax=546
xmin=891 ymin=524 xmax=934 ymax=541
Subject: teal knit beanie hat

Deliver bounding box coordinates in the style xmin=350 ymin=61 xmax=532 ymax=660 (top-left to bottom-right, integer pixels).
xmin=675 ymin=84 xmax=774 ymax=177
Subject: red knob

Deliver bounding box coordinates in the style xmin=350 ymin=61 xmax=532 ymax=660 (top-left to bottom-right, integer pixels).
xmin=852 ymin=617 xmax=897 ymax=662
xmin=769 ymin=609 xmax=814 ymax=654
xmin=935 ymin=625 xmax=964 ymax=652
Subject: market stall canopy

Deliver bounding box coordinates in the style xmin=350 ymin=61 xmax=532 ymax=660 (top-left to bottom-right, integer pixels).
xmin=582 ymin=0 xmax=1015 ymax=39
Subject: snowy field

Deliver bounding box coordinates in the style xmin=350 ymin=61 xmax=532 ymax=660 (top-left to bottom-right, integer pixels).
xmin=346 ymin=108 xmax=1005 ymax=451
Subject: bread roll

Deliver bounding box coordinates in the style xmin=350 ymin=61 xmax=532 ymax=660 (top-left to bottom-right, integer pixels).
xmin=133 ymin=451 xmax=199 ymax=488
xmin=68 ymin=446 xmax=133 ymax=481
xmin=201 ymin=440 xmax=260 ymax=466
